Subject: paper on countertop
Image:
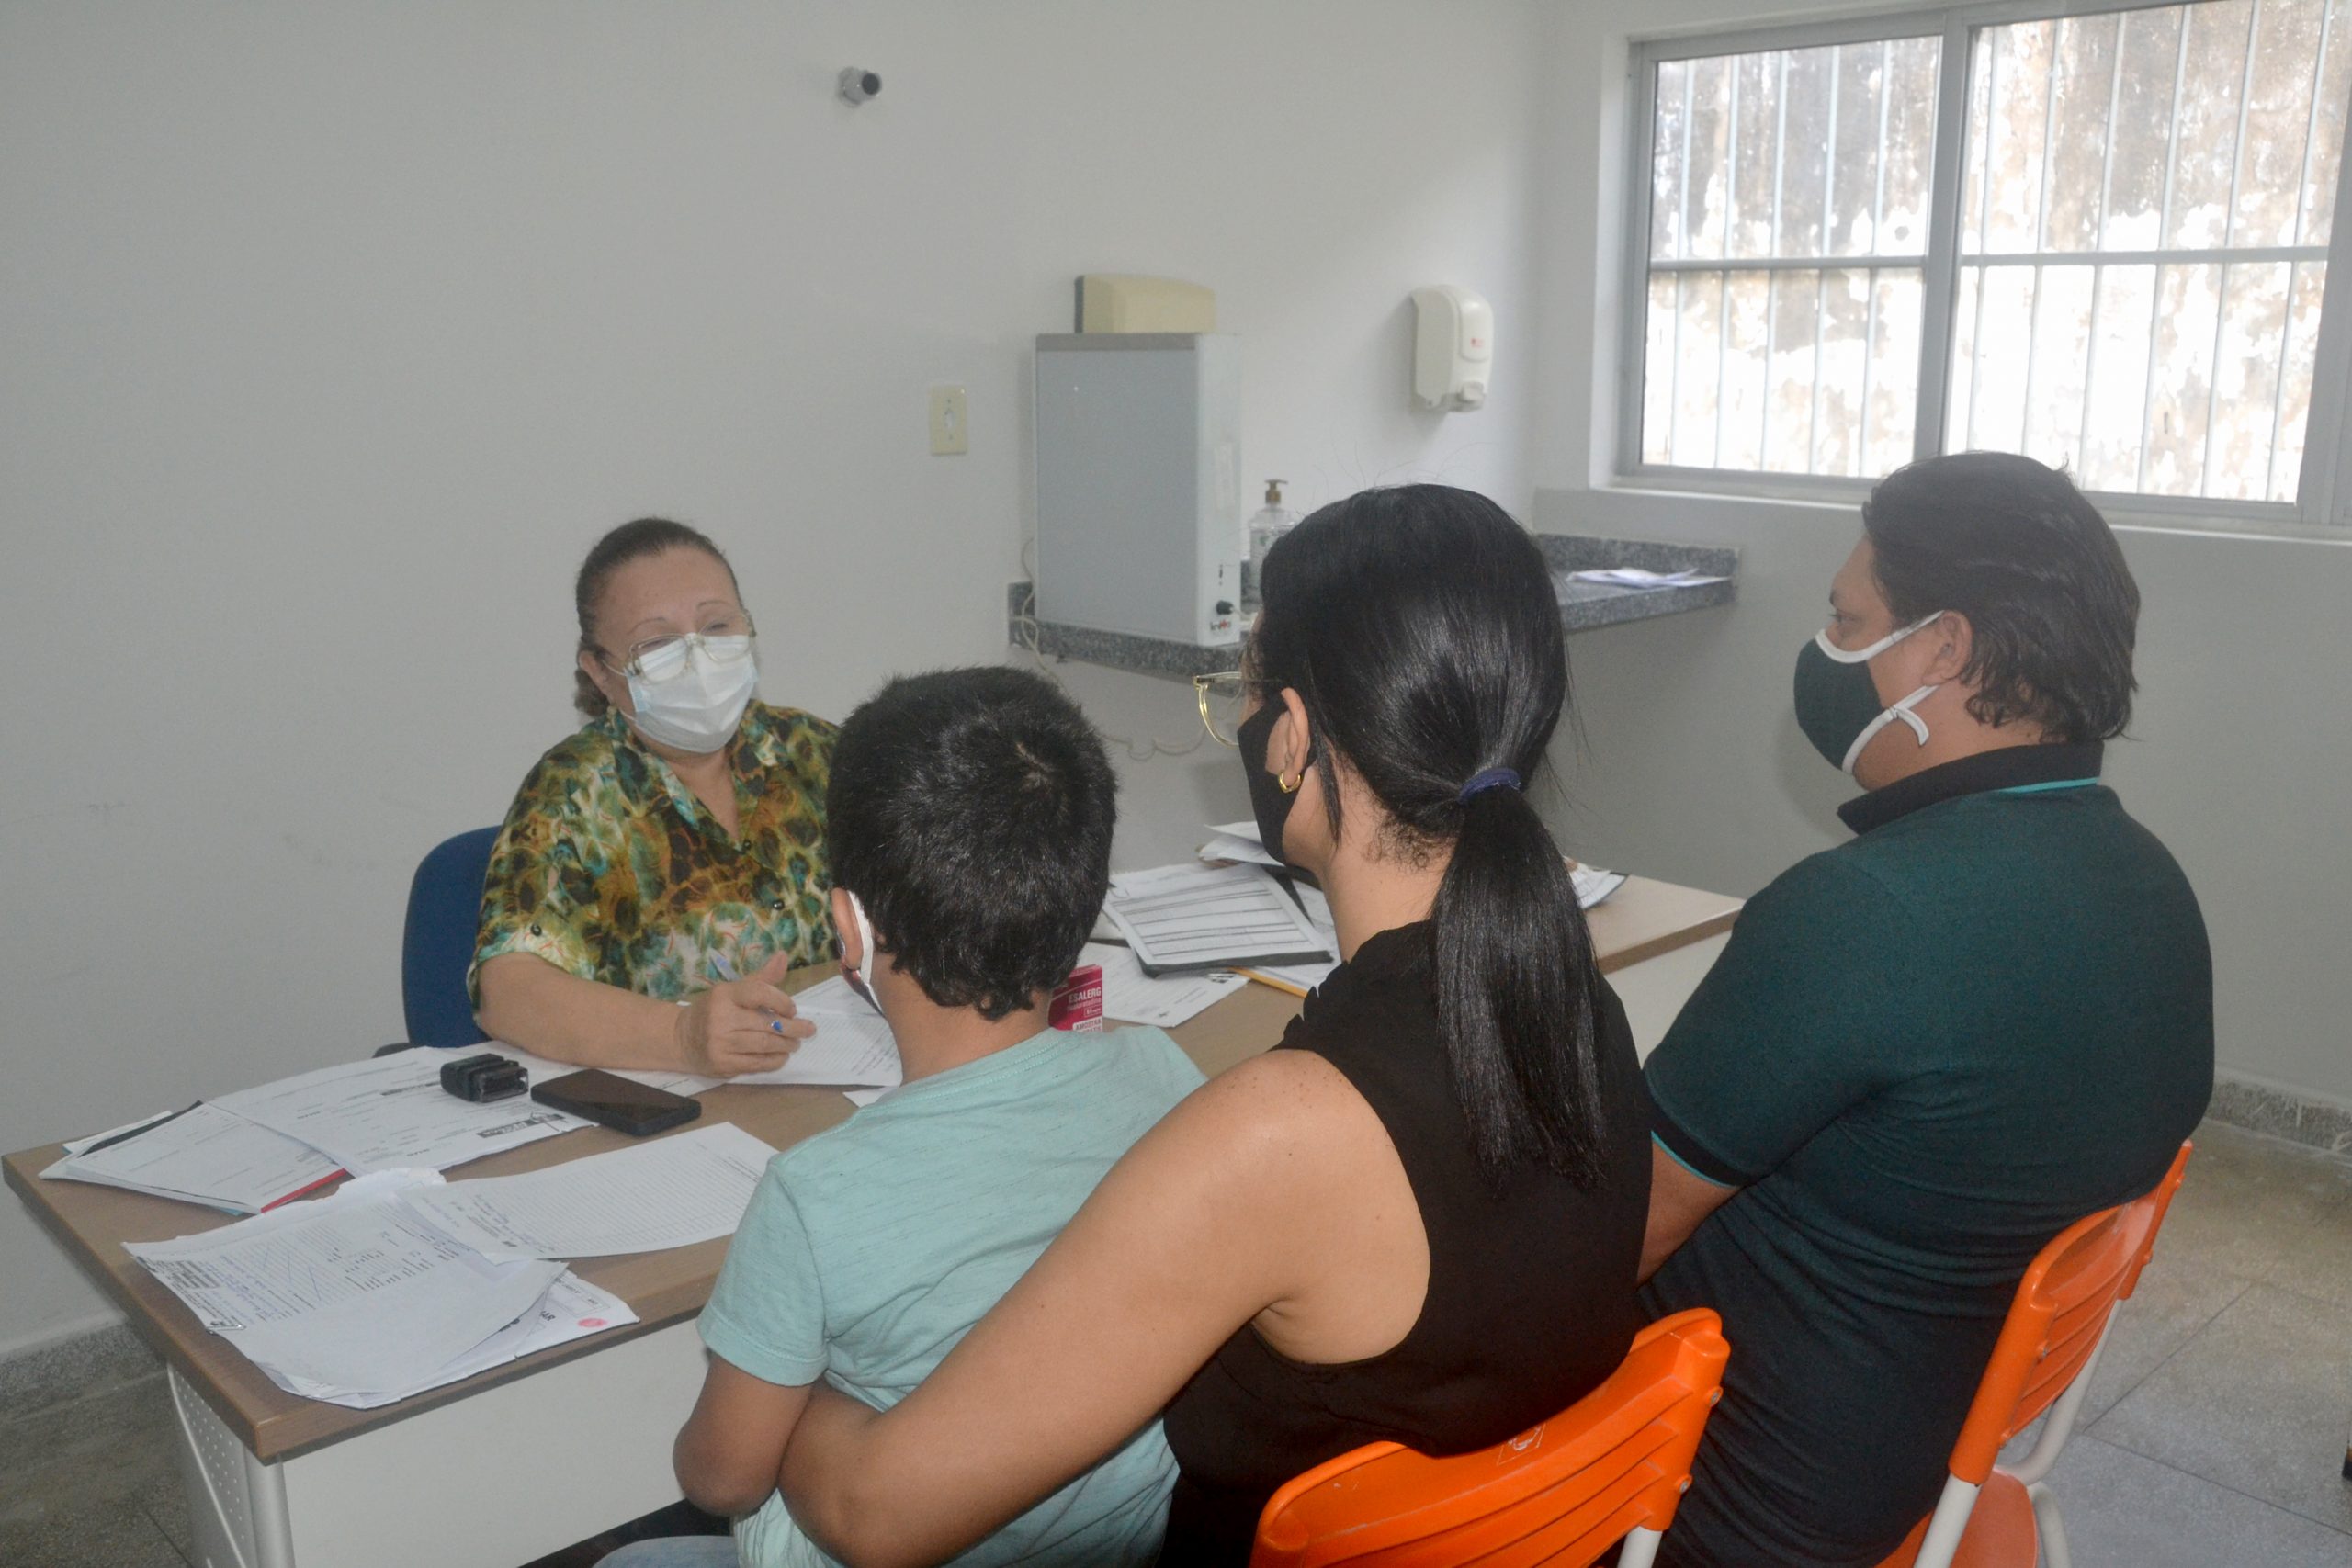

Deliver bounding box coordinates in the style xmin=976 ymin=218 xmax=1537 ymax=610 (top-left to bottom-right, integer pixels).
xmin=729 ymin=976 xmax=903 ymax=1089
xmin=1104 ymin=863 xmax=1337 ymax=974
xmin=45 ymin=1102 xmax=344 ymax=1214
xmin=1198 ymin=821 xmax=1283 ymax=869
xmin=1573 ymin=867 xmax=1628 ymax=908
xmin=481 ymin=1042 xmax=721 ymax=1100
xmin=213 ymin=1053 xmax=587 ymax=1175
xmin=126 ymin=1169 xmax=566 ymax=1398
xmin=1566 ymin=567 xmax=1728 ymax=588
xmin=1078 ymin=943 xmax=1248 ymax=1030
xmin=399 ymin=1122 xmax=778 ymax=1260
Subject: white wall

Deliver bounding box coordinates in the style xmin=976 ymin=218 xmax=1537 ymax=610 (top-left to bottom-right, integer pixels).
xmin=1530 ymin=0 xmax=2352 ymax=1113
xmin=0 ymin=0 xmax=1546 ymax=1354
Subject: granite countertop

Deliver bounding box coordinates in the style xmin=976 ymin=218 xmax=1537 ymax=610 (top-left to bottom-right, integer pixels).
xmin=1009 ymin=533 xmax=1736 ymax=681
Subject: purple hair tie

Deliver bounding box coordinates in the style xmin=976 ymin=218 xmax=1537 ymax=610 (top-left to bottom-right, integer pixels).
xmin=1457 ymin=767 xmax=1522 ymax=805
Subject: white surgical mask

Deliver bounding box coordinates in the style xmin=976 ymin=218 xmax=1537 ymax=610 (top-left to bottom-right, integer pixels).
xmin=841 ymin=891 xmax=885 ymax=1016
xmin=622 ymin=635 xmax=759 ymax=753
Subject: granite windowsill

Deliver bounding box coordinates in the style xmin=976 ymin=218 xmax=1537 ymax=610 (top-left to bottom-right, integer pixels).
xmin=1008 ymin=535 xmax=1736 ymax=680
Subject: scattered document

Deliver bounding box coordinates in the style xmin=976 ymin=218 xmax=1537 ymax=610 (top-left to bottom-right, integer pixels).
xmin=214 ymin=1052 xmax=586 ymax=1175
xmin=401 ymin=1123 xmax=777 ymax=1260
xmin=1566 ymin=567 xmax=1728 ymax=588
xmin=1104 ymin=863 xmax=1337 ymax=975
xmin=318 ymin=1272 xmax=637 ymax=1411
xmin=729 ymin=976 xmax=903 ymax=1089
xmin=127 ymin=1170 xmax=566 ymax=1401
xmin=44 ymin=1102 xmax=344 ymax=1214
xmin=1573 ymin=867 xmax=1628 ymax=908
xmin=1197 ymin=821 xmax=1283 ymax=869
xmin=62 ymin=1107 xmax=187 ymax=1157
xmin=1080 ymin=942 xmax=1249 ymax=1029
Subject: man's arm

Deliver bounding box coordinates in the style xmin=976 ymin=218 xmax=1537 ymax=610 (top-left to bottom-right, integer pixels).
xmin=674 ymin=1358 xmax=816 ymax=1518
xmin=1639 ymin=1139 xmax=1738 ymax=1282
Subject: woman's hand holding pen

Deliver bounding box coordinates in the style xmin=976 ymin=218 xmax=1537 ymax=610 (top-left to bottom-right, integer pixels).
xmin=675 ymin=953 xmax=813 ymax=1077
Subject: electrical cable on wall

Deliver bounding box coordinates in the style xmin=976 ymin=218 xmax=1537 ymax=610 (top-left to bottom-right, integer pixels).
xmin=1011 ymin=537 xmax=1207 ymax=762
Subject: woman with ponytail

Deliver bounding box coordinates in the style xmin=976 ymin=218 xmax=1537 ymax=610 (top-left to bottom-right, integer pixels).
xmin=770 ymin=487 xmax=1650 ymax=1568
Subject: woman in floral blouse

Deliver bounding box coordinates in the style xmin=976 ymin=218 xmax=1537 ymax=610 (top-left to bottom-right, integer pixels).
xmin=470 ymin=518 xmax=835 ymax=1077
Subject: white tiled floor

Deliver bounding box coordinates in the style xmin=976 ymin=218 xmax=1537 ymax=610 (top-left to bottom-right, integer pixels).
xmin=2 ymin=1118 xmax=2346 ymax=1566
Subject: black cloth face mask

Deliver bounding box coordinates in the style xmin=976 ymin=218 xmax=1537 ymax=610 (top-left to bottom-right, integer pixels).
xmin=1237 ymin=697 xmax=1315 ymax=870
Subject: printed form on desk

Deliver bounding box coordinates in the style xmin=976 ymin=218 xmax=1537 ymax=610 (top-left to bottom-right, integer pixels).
xmin=1104 ymin=863 xmax=1336 ymax=975
xmin=1079 ymin=942 xmax=1247 ymax=1029
xmin=125 ymin=1169 xmax=633 ymax=1408
xmin=402 ymin=1123 xmax=777 ymax=1260
xmin=213 ymin=1052 xmax=586 ymax=1174
xmin=729 ymin=974 xmax=902 ymax=1093
xmin=43 ymin=1102 xmax=343 ymax=1213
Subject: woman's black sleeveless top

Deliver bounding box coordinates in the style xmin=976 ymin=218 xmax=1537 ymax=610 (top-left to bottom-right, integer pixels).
xmin=1157 ymin=921 xmax=1650 ymax=1565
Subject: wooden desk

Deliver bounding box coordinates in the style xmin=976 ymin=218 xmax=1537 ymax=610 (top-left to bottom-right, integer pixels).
xmin=5 ymin=875 xmax=1738 ymax=1568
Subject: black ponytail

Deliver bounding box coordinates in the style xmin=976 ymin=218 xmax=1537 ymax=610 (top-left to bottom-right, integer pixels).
xmin=1253 ymin=486 xmax=1610 ymax=1189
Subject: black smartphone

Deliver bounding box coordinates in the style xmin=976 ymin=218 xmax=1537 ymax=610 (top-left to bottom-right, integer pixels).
xmin=530 ymin=1069 xmax=702 ymax=1137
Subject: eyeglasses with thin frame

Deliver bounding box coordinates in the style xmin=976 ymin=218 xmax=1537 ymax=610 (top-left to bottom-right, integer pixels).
xmin=1193 ymin=671 xmax=1257 ymax=748
xmin=601 ymin=611 xmax=758 ymax=681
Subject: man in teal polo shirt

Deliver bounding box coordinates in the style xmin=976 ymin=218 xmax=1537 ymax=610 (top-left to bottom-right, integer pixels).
xmin=1639 ymin=453 xmax=2212 ymax=1568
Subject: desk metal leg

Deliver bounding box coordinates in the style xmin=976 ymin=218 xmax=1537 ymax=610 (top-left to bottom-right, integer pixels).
xmin=172 ymin=1367 xmax=295 ymax=1568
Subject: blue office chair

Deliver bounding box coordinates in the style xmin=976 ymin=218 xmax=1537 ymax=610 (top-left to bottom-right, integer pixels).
xmin=401 ymin=826 xmax=503 ymax=1047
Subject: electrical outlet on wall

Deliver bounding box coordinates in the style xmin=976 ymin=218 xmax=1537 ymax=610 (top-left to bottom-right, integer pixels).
xmin=929 ymin=386 xmax=968 ymax=455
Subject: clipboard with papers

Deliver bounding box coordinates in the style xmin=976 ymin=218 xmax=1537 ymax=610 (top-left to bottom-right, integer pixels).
xmin=1102 ymin=862 xmax=1339 ymax=977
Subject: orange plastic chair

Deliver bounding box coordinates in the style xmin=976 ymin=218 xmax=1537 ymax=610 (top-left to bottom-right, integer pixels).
xmin=1247 ymin=1308 xmax=1730 ymax=1568
xmin=1876 ymin=1140 xmax=2193 ymax=1568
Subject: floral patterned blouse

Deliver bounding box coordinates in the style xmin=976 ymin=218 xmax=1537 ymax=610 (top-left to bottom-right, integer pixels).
xmin=469 ymin=702 xmax=838 ymax=1004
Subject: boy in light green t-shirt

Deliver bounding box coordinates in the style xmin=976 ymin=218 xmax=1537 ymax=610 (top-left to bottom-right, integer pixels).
xmin=620 ymin=667 xmax=1202 ymax=1568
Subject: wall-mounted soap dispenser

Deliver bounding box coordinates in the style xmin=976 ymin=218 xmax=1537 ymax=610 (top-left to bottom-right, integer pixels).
xmin=1410 ymin=286 xmax=1493 ymax=412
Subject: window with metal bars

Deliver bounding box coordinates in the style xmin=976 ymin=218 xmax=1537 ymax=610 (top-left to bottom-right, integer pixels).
xmin=1622 ymin=0 xmax=2352 ymax=518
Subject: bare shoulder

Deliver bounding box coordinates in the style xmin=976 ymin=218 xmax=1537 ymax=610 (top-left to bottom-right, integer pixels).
xmin=1130 ymin=1048 xmax=1393 ymax=1210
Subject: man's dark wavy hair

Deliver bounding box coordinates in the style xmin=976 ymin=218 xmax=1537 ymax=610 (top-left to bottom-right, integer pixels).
xmin=1864 ymin=453 xmax=2140 ymax=744
xmin=826 ymin=667 xmax=1116 ymax=1021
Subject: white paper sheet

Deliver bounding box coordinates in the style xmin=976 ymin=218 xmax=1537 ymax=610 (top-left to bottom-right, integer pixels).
xmin=127 ymin=1170 xmax=565 ymax=1396
xmin=213 ymin=1053 xmax=586 ymax=1175
xmin=1103 ymin=863 xmax=1337 ymax=974
xmin=1197 ymin=822 xmax=1283 ymax=869
xmin=1566 ymin=568 xmax=1728 ymax=588
xmin=1079 ymin=942 xmax=1248 ymax=1029
xmin=728 ymin=976 xmax=904 ymax=1089
xmin=303 ymin=1271 xmax=638 ymax=1410
xmin=62 ymin=1107 xmax=185 ymax=1157
xmin=400 ymin=1123 xmax=778 ymax=1260
xmin=44 ymin=1102 xmax=344 ymax=1214
xmin=1572 ymin=867 xmax=1628 ymax=908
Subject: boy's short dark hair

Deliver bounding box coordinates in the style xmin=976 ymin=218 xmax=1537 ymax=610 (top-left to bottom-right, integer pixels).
xmin=1864 ymin=452 xmax=2141 ymax=744
xmin=827 ymin=667 xmax=1117 ymax=1021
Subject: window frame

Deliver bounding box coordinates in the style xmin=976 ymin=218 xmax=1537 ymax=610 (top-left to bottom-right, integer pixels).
xmin=1614 ymin=0 xmax=2352 ymax=527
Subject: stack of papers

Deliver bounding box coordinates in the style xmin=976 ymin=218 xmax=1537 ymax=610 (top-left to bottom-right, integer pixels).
xmin=125 ymin=1170 xmax=634 ymax=1408
xmin=43 ymin=1103 xmax=344 ymax=1214
xmin=1566 ymin=567 xmax=1728 ymax=588
xmin=1103 ymin=863 xmax=1337 ymax=976
xmin=213 ymin=1052 xmax=586 ymax=1175
xmin=1079 ymin=943 xmax=1249 ymax=1029
xmin=403 ymin=1124 xmax=777 ymax=1259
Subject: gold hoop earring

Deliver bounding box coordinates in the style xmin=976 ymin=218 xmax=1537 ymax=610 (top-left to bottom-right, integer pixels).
xmin=1277 ymin=770 xmax=1304 ymax=795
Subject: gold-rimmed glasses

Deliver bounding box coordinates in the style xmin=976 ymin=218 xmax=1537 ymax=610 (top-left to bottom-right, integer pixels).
xmin=1193 ymin=671 xmax=1253 ymax=748
xmin=604 ymin=611 xmax=758 ymax=680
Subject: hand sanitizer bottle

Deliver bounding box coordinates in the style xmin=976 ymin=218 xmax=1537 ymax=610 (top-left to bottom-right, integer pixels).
xmin=1243 ymin=480 xmax=1298 ymax=607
